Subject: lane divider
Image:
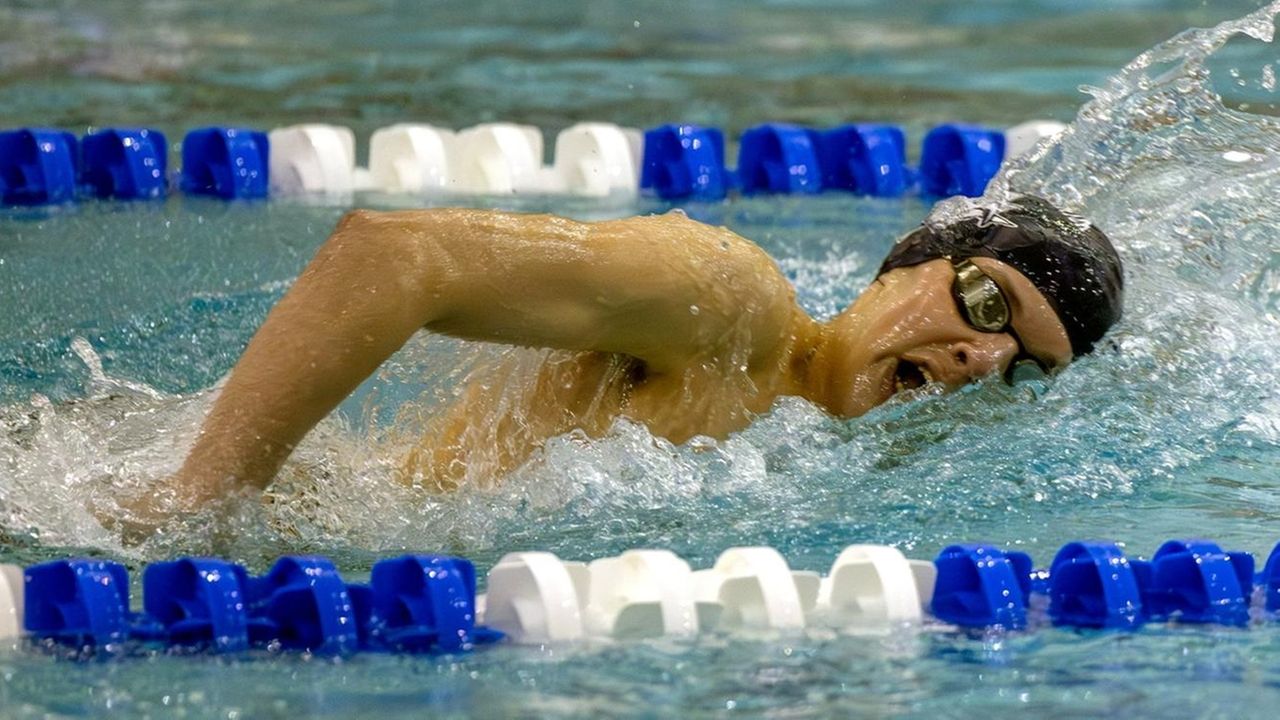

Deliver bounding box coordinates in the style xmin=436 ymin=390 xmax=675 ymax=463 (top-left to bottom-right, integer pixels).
xmin=1005 ymin=120 xmax=1067 ymax=159
xmin=2 ymin=537 xmax=1276 ymax=657
xmin=81 ymin=128 xmax=168 ymax=200
xmin=553 ymin=122 xmax=644 ymax=198
xmin=0 ymin=120 xmax=1066 ymax=207
xmin=268 ymin=124 xmax=359 ymax=198
xmin=693 ymin=547 xmax=812 ymax=632
xmin=0 ymin=129 xmax=79 ymax=205
xmin=0 ymin=564 xmax=23 ymax=642
xmin=6 ymin=554 xmax=502 ymax=654
xmin=179 ymin=127 xmax=270 ymax=199
xmin=368 ymin=123 xmax=456 ymax=194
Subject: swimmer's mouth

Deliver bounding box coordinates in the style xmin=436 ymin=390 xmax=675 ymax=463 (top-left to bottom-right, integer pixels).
xmin=893 ymin=359 xmax=933 ymax=393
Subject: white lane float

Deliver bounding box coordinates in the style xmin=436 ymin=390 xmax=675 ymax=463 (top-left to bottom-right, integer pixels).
xmin=1005 ymin=120 xmax=1067 ymax=159
xmin=480 ymin=545 xmax=937 ymax=642
xmin=368 ymin=124 xmax=457 ymax=194
xmin=583 ymin=550 xmax=700 ymax=639
xmin=268 ymin=123 xmax=358 ymax=196
xmin=552 ymin=122 xmax=642 ymax=197
xmin=692 ymin=547 xmax=814 ymax=632
xmin=815 ymin=545 xmax=935 ymax=627
xmin=452 ymin=123 xmax=560 ymax=194
xmin=0 ymin=564 xmax=22 ymax=641
xmin=481 ymin=551 xmax=589 ymax=644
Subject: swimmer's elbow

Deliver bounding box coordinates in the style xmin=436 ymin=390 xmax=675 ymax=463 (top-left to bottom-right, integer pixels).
xmin=331 ymin=208 xmax=404 ymax=245
xmin=331 ymin=209 xmax=457 ymax=277
xmin=334 ymin=208 xmax=372 ymax=233
xmin=312 ymin=209 xmax=460 ymax=328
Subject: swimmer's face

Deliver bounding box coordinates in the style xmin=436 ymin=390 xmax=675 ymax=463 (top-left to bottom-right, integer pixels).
xmin=811 ymin=258 xmax=1073 ymax=417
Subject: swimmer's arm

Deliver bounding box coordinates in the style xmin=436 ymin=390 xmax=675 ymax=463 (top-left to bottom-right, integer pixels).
xmin=411 ymin=209 xmax=800 ymax=371
xmin=171 ymin=208 xmax=799 ymax=506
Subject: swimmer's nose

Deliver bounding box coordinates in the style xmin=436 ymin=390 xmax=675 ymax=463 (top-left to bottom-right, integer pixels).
xmin=942 ymin=335 xmax=1018 ymax=385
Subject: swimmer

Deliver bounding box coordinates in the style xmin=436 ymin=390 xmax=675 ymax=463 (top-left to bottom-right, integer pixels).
xmin=151 ymin=194 xmax=1123 ymax=517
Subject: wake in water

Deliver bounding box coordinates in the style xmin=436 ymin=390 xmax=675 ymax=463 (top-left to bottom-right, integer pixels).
xmin=3 ymin=3 xmax=1280 ymax=566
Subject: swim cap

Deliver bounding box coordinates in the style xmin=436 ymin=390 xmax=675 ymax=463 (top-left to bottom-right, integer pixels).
xmin=877 ymin=194 xmax=1124 ymax=356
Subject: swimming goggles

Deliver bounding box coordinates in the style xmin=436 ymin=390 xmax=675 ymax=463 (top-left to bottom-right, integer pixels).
xmin=950 ymin=258 xmax=1049 ymax=383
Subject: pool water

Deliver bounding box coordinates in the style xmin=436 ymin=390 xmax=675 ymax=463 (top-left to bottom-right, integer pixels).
xmin=3 ymin=1 xmax=1280 ymax=717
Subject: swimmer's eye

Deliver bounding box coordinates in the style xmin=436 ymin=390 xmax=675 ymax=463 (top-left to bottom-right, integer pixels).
xmin=950 ymin=258 xmax=1055 ymax=387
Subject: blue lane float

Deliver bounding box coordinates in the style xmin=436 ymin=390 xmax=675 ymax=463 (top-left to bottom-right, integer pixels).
xmin=359 ymin=555 xmax=502 ymax=652
xmin=1046 ymin=541 xmax=1145 ymax=630
xmin=179 ymin=127 xmax=270 ymax=200
xmin=639 ymin=124 xmax=729 ymax=201
xmin=24 ymin=560 xmax=135 ymax=647
xmin=242 ymin=556 xmax=365 ymax=654
xmin=1138 ymin=540 xmax=1253 ymax=626
xmin=814 ymin=124 xmax=909 ymax=197
xmin=80 ymin=128 xmax=168 ymax=200
xmin=143 ymin=558 xmax=251 ymax=652
xmin=929 ymin=544 xmax=1034 ymax=629
xmin=1258 ymin=541 xmax=1280 ymax=613
xmin=737 ymin=124 xmax=823 ymax=195
xmin=918 ymin=123 xmax=1006 ymax=198
xmin=0 ymin=128 xmax=79 ymax=206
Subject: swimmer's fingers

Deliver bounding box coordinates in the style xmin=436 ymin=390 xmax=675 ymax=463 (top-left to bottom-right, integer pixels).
xmin=91 ymin=474 xmax=210 ymax=547
xmin=89 ymin=492 xmax=167 ymax=547
xmin=88 ymin=496 xmax=119 ymax=534
xmin=117 ymin=514 xmax=164 ymax=548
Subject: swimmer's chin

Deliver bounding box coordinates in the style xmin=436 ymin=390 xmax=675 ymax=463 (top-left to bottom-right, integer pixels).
xmin=816 ymin=358 xmax=895 ymax=418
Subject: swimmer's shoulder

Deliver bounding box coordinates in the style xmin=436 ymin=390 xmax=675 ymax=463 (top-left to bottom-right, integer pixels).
xmin=336 ymin=207 xmax=757 ymax=255
xmin=589 ymin=211 xmax=784 ymax=276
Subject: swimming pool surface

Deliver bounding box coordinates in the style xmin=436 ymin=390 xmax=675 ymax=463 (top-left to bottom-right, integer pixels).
xmin=3 ymin=0 xmax=1280 ymax=717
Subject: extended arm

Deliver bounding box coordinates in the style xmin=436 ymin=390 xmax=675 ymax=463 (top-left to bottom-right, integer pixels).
xmin=169 ymin=208 xmax=798 ymax=507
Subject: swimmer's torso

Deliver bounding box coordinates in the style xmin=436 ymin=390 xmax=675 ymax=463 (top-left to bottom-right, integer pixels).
xmin=174 ymin=208 xmax=816 ymax=507
xmin=377 ymin=210 xmax=813 ymax=491
xmin=402 ymin=343 xmax=799 ymax=491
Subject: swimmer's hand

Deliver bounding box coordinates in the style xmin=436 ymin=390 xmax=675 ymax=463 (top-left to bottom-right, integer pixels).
xmin=93 ymin=475 xmax=227 ymax=547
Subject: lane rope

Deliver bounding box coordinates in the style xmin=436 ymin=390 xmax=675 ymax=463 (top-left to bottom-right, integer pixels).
xmin=0 ymin=120 xmax=1066 ymax=206
xmin=3 ymin=537 xmax=1276 ymax=656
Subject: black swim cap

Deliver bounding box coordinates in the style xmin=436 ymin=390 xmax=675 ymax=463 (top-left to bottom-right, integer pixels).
xmin=877 ymin=194 xmax=1124 ymax=356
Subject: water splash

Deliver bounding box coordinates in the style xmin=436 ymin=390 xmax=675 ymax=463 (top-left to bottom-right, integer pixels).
xmin=2 ymin=5 xmax=1280 ymax=567
xmin=268 ymin=0 xmax=1280 ymax=566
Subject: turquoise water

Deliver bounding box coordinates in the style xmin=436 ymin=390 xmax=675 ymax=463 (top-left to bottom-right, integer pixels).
xmin=3 ymin=1 xmax=1280 ymax=717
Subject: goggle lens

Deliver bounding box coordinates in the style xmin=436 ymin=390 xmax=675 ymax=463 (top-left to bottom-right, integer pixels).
xmin=950 ymin=259 xmax=1051 ymax=385
xmin=952 ymin=260 xmax=1011 ymax=332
